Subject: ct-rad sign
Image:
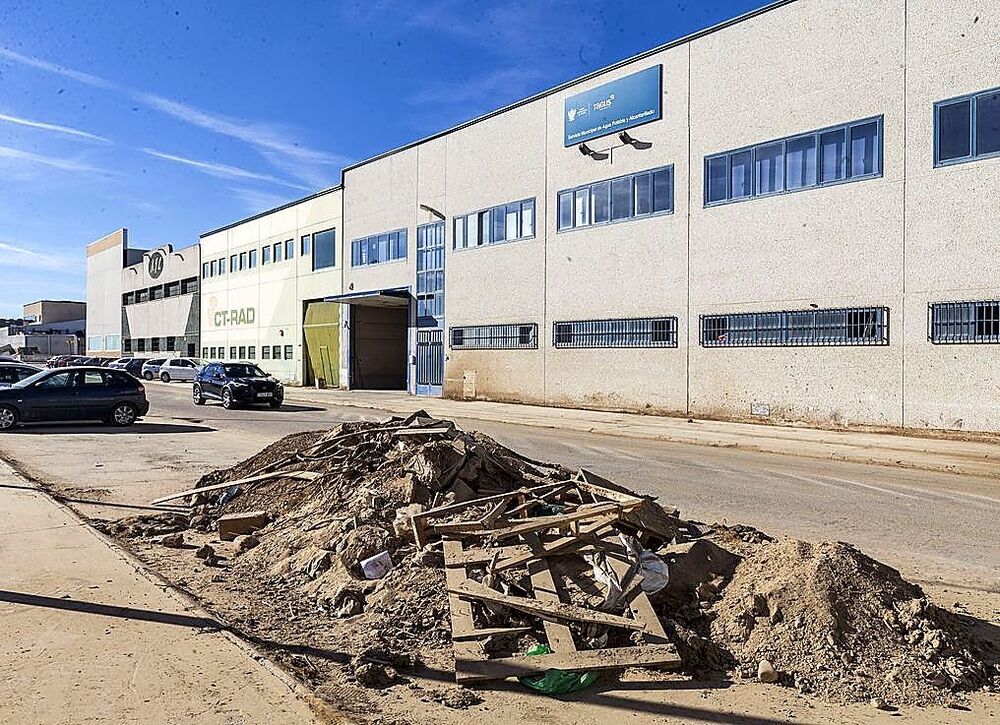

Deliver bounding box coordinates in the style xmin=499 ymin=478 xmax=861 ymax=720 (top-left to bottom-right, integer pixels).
xmin=563 ymin=65 xmax=662 ymax=147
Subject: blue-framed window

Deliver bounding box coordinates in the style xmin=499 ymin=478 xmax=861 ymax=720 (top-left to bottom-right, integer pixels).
xmin=248 ymin=249 xmax=257 ymax=268
xmin=705 ymin=117 xmax=883 ymax=206
xmin=351 ymin=228 xmax=407 ymax=266
xmin=301 ymin=234 xmax=311 ymax=257
xmin=285 ymin=239 xmax=295 ymax=260
xmin=557 ymin=166 xmax=673 ymax=232
xmin=700 ymin=306 xmax=888 ymax=347
xmin=553 ymin=317 xmax=677 ymax=348
xmin=273 ymin=242 xmax=282 ymax=263
xmin=934 ymin=87 xmax=1000 ymax=166
xmin=312 ymin=228 xmax=335 ymax=270
xmin=453 ymin=198 xmax=535 ymax=250
xmin=929 ymin=301 xmax=999 ymax=344
xmin=262 ymin=245 xmax=271 ymax=264
xmin=217 ymin=257 xmax=226 ymax=276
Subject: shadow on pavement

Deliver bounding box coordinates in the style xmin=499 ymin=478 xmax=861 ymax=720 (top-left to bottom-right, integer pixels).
xmin=10 ymin=422 xmax=214 ymax=435
xmin=0 ymin=590 xmax=220 ymax=629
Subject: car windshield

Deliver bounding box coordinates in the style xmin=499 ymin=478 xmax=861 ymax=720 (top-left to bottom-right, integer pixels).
xmin=223 ymin=364 xmax=266 ymax=378
xmin=13 ymin=369 xmax=58 ymax=389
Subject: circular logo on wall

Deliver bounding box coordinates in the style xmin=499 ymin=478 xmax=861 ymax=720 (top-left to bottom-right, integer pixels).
xmin=148 ymin=251 xmax=165 ymax=279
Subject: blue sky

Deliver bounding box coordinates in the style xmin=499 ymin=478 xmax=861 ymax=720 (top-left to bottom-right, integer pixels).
xmin=0 ymin=0 xmax=766 ymax=317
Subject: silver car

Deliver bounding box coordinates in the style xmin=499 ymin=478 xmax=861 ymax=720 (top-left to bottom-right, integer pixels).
xmin=139 ymin=358 xmax=167 ymax=381
xmin=157 ymin=357 xmax=205 ymax=382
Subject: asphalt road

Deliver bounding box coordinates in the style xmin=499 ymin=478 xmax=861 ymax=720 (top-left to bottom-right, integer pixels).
xmin=1 ymin=382 xmax=997 ymax=591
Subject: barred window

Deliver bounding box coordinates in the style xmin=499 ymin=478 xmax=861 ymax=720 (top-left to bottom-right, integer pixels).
xmin=701 ymin=307 xmax=888 ymax=347
xmin=450 ymin=323 xmax=538 ymax=350
xmin=552 ymin=317 xmax=678 ymax=348
xmin=929 ymin=301 xmax=1000 ymax=343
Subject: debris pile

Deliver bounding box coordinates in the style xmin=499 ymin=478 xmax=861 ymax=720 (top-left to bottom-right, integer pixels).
xmin=126 ymin=412 xmax=997 ymax=710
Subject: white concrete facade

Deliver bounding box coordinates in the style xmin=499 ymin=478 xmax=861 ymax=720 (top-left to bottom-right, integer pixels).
xmin=198 ymin=187 xmax=343 ymax=385
xmin=85 ymin=229 xmax=146 ymax=357
xmin=338 ymin=0 xmax=1000 ymax=432
xmin=121 ymin=244 xmax=201 ymax=357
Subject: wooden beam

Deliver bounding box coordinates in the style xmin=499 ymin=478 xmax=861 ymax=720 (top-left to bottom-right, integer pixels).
xmin=451 ymin=626 xmax=533 ymax=641
xmin=523 ymin=533 xmax=576 ymax=654
xmin=449 ymin=579 xmax=646 ymax=631
xmin=455 ymin=644 xmax=681 ymax=683
xmin=150 ymin=470 xmax=319 ymax=506
xmin=604 ymin=548 xmax=670 ymax=645
xmin=488 ymin=501 xmax=641 ymax=540
xmin=442 ymin=540 xmax=490 ymax=665
xmin=493 ymin=517 xmax=618 ymax=572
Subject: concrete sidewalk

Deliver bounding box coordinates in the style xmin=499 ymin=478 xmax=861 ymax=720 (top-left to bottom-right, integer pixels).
xmin=284 ymin=388 xmax=1000 ymax=480
xmin=0 ymin=462 xmax=323 ymax=725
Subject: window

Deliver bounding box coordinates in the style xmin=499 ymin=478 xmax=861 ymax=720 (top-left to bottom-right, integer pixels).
xmin=284 ymin=344 xmax=293 ymax=360
xmin=247 ymin=346 xmax=256 ymax=360
xmin=705 ymin=117 xmax=882 ymax=205
xmin=105 ymin=334 xmax=120 ymax=351
xmin=351 ymin=228 xmax=407 ymax=265
xmin=262 ymin=345 xmax=271 ymax=360
xmin=453 ymin=198 xmax=536 ymax=249
xmin=935 ymin=87 xmax=1000 ymax=165
xmin=558 ymin=167 xmax=673 ymax=232
xmin=124 ymin=339 xmax=132 ymax=353
xmin=164 ymin=281 xmax=181 ymax=297
xmin=700 ymin=307 xmax=889 ymax=347
xmin=202 ymin=262 xmax=210 ymax=279
xmin=81 ymin=371 xmax=104 ymax=386
xmin=227 ymin=346 xmax=235 ymax=358
xmin=151 ymin=338 xmax=160 ymax=352
xmin=181 ymin=277 xmax=198 ymax=294
xmin=38 ymin=371 xmax=76 ymax=389
xmin=166 ymin=336 xmax=176 ymax=351
xmin=210 ymin=259 xmax=218 ymax=277
xmin=262 ymin=245 xmax=271 ymax=264
xmin=202 ymin=347 xmax=208 ymax=358
xmin=272 ymin=345 xmax=281 ymax=359
xmin=122 ymin=292 xmax=135 ymax=306
xmin=230 ymin=255 xmax=238 ymax=273
xmin=552 ymin=317 xmax=678 ymax=348
xmin=449 ymin=323 xmax=538 ymax=350
xmin=239 ymin=251 xmax=247 ymax=270
xmin=301 ymin=234 xmax=311 ymax=257
xmin=137 ymin=339 xmax=146 ymax=352
xmin=929 ymin=301 xmax=1000 ymax=343
xmin=313 ymin=228 xmax=336 ymax=270
xmin=149 ymin=285 xmax=163 ymax=301
xmin=217 ymin=257 xmax=226 ymax=275
xmin=136 ymin=288 xmax=149 ymax=303
xmin=248 ymin=249 xmax=257 ymax=268
xmin=285 ymin=239 xmax=294 ymax=260
xmin=273 ymin=242 xmax=282 ymax=263
xmin=238 ymin=346 xmax=246 ymax=359
xmin=209 ymin=346 xmax=217 ymax=358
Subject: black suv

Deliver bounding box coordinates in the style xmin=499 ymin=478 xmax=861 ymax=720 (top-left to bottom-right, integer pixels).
xmin=193 ymin=362 xmax=284 ymax=409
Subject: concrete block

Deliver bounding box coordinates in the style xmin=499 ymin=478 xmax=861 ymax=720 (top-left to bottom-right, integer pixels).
xmin=218 ymin=510 xmax=269 ymax=541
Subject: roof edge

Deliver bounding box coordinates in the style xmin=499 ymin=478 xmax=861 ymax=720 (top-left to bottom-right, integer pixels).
xmin=343 ymin=0 xmax=798 ymax=175
xmin=200 ymin=184 xmax=343 ymax=238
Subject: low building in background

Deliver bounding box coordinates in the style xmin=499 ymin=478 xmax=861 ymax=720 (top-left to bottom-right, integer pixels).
xmin=22 ymin=300 xmax=86 ymax=326
xmin=0 ymin=300 xmax=86 ymax=361
xmin=86 ymin=229 xmax=147 ymax=358
xmin=121 ymin=244 xmax=201 ymax=357
xmin=198 ymin=186 xmax=343 ymax=385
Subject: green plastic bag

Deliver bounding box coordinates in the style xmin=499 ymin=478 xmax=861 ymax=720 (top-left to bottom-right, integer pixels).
xmin=517 ymin=644 xmax=599 ymax=695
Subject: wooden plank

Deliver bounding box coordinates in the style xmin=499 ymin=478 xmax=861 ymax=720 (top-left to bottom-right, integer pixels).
xmin=393 ymin=427 xmax=454 ymax=437
xmin=604 ymin=549 xmax=670 ymax=645
xmin=445 ymin=544 xmax=532 ymax=566
xmin=150 ymin=470 xmax=319 ymax=505
xmin=451 ymin=626 xmax=532 ymax=641
xmin=450 ymin=579 xmax=646 ymax=632
xmin=523 ymin=533 xmax=576 ymax=654
xmin=493 ymin=517 xmax=618 ymax=572
xmin=411 ymin=483 xmax=566 ymax=525
xmin=442 ymin=540 xmax=489 ymax=665
xmin=489 ymin=501 xmax=641 ymax=540
xmin=455 ymin=644 xmax=681 ymax=683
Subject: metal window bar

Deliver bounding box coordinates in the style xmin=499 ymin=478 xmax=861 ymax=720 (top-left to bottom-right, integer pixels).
xmin=929 ymin=301 xmax=1000 ymax=344
xmin=449 ymin=323 xmax=538 ymax=350
xmin=551 ymin=317 xmax=678 ymax=348
xmin=416 ymin=330 xmax=444 ymax=386
xmin=700 ymin=307 xmax=889 ymax=347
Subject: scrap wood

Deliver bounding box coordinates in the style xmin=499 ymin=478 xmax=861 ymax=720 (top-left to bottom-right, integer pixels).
xmin=443 ymin=540 xmax=492 ymax=664
xmin=454 ymin=644 xmax=681 ymax=683
xmin=393 ymin=426 xmax=455 ymax=437
xmin=522 ymin=533 xmax=575 ymax=653
xmin=450 ymin=579 xmax=647 ymax=631
xmin=150 ymin=470 xmax=319 ymax=506
xmin=451 ymin=626 xmax=533 ymax=641
xmin=493 ymin=515 xmax=619 ymax=572
xmin=486 ymin=500 xmax=642 ymax=540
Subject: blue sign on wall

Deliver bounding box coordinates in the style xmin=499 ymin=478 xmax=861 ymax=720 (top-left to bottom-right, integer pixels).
xmin=564 ymin=65 xmax=662 ymax=147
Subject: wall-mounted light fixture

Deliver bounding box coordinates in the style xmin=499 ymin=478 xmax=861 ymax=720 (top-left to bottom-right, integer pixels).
xmin=619 ymin=131 xmax=652 ymax=150
xmin=578 ymin=143 xmax=609 ymax=161
xmin=419 ymin=204 xmax=445 ymax=220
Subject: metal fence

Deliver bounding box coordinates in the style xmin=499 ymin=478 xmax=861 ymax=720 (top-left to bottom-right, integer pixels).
xmin=449 ymin=323 xmax=538 ymax=350
xmin=929 ymin=300 xmax=1000 ymax=344
xmin=700 ymin=306 xmax=889 ymax=347
xmin=552 ymin=317 xmax=678 ymax=348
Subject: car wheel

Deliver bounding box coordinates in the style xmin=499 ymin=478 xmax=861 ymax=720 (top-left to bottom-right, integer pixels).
xmin=221 ymin=388 xmax=234 ymax=410
xmin=192 ymin=384 xmax=205 ymax=406
xmin=109 ymin=402 xmax=137 ymax=427
xmin=143 ymin=371 xmax=153 ymax=381
xmin=0 ymin=405 xmax=19 ymax=432
xmin=268 ymin=399 xmax=282 ymax=409
xmin=160 ymin=372 xmax=171 ymax=383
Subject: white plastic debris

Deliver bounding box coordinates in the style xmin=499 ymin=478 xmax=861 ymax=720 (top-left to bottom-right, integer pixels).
xmin=360 ymin=550 xmax=393 ymax=580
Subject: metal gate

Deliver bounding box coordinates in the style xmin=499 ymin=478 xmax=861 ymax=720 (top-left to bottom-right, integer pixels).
xmin=415 ymin=221 xmax=445 ymax=396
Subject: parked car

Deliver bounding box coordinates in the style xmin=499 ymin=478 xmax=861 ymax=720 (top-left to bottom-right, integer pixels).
xmin=139 ymin=358 xmax=167 ymax=380
xmin=48 ymin=355 xmax=83 ymax=368
xmin=0 ymin=366 xmax=149 ymax=431
xmin=193 ymin=362 xmax=284 ymax=409
xmin=158 ymin=357 xmax=205 ymax=382
xmin=0 ymin=362 xmax=43 ymax=388
xmin=109 ymin=357 xmax=149 ymax=378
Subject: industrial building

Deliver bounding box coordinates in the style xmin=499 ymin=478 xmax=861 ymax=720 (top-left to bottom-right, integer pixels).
xmin=0 ymin=300 xmax=86 ymax=361
xmin=333 ymin=0 xmax=1000 ymax=432
xmin=121 ymin=244 xmax=201 ymax=357
xmin=198 ymin=187 xmax=342 ymax=386
xmin=85 ymin=229 xmax=147 ymax=358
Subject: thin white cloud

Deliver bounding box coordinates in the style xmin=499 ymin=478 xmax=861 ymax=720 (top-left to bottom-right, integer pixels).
xmin=141 ymin=148 xmax=311 ymax=191
xmin=0 ymin=112 xmax=110 ymax=143
xmin=0 ymin=144 xmax=109 ymax=174
xmin=408 ymin=66 xmax=546 ymax=106
xmin=0 ymin=47 xmax=119 ymax=91
xmin=0 ymin=240 xmax=81 ymax=271
xmin=227 ymin=186 xmax=297 ymax=215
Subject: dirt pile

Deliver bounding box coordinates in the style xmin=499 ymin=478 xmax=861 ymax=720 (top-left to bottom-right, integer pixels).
xmin=115 ymin=412 xmax=998 ymax=713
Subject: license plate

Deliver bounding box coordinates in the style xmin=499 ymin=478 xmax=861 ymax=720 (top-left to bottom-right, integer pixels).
xmin=256 ymin=392 xmax=273 ymax=398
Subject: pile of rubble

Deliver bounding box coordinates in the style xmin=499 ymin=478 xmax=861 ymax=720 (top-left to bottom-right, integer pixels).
xmin=125 ymin=412 xmax=996 ymax=709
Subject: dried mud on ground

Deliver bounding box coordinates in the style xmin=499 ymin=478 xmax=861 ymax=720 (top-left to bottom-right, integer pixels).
xmin=95 ymin=416 xmax=1000 ymax=724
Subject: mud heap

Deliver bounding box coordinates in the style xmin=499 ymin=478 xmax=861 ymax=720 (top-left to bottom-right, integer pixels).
xmin=131 ymin=412 xmax=997 ymax=709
